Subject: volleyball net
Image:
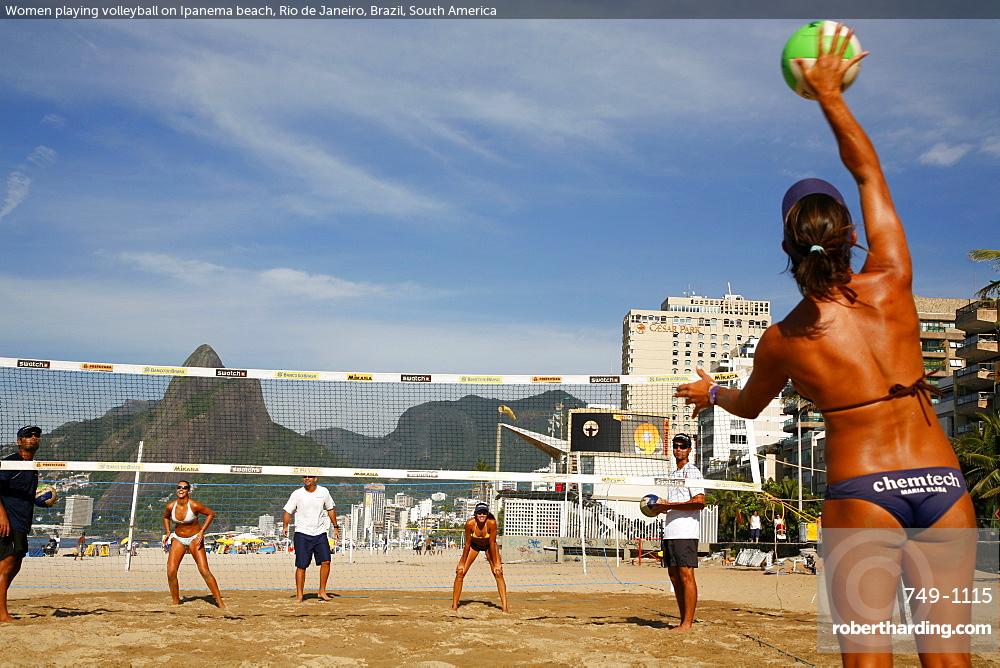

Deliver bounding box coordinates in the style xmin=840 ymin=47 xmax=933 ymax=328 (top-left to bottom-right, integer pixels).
xmin=2 ymin=351 xmax=756 ymax=592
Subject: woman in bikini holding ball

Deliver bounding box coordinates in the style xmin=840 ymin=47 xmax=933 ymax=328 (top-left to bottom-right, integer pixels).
xmin=677 ymin=25 xmax=975 ymax=666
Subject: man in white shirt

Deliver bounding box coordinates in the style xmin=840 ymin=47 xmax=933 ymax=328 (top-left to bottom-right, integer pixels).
xmin=749 ymin=510 xmax=762 ymax=543
xmin=283 ymin=475 xmax=340 ymax=602
xmin=651 ymin=433 xmax=705 ymax=632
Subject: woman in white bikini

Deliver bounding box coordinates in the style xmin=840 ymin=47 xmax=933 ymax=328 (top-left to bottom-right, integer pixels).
xmin=162 ymin=480 xmax=226 ymax=609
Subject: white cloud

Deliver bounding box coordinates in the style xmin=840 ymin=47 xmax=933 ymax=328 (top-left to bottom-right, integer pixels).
xmin=118 ymin=252 xmax=226 ymax=283
xmin=918 ymin=142 xmax=974 ymax=167
xmin=0 ymin=145 xmax=58 ymax=222
xmin=0 ymin=272 xmax=616 ymax=373
xmin=117 ymin=251 xmax=421 ymax=302
xmin=26 ymin=145 xmax=57 ymax=167
xmin=981 ymin=137 xmax=1000 ymax=157
xmin=258 ymin=268 xmax=384 ymax=300
xmin=41 ymin=113 xmax=66 ymax=128
xmin=0 ymin=172 xmax=31 ymax=221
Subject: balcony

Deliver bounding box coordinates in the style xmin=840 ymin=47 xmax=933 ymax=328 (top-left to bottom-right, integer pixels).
xmin=955 ymin=391 xmax=993 ymax=417
xmin=783 ymin=412 xmax=824 ymax=433
xmin=957 ymin=333 xmax=999 ymax=363
xmin=956 ymin=299 xmax=998 ymax=335
xmin=954 ymin=363 xmax=996 ymax=391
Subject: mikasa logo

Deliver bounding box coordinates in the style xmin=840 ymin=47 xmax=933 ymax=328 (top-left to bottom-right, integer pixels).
xmin=872 ymin=472 xmax=961 ymax=493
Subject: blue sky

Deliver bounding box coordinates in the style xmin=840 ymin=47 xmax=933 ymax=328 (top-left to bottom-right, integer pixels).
xmin=1 ymin=20 xmax=997 ymax=374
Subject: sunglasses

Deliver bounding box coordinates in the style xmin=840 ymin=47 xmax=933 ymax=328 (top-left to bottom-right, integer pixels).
xmin=176 ymin=485 xmax=191 ymax=490
xmin=672 ymin=444 xmax=691 ymax=449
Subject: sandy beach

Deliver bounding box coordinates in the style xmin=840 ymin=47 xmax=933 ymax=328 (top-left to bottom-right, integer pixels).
xmin=4 ymin=551 xmax=998 ymax=666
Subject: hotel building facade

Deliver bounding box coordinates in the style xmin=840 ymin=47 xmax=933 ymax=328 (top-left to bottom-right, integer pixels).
xmin=622 ymin=292 xmax=772 ymax=442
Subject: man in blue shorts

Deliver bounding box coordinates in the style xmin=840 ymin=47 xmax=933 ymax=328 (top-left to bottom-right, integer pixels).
xmin=283 ymin=475 xmax=340 ymax=602
xmin=0 ymin=426 xmax=43 ymax=622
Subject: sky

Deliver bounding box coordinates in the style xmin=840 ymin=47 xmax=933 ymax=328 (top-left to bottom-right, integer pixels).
xmin=1 ymin=19 xmax=998 ymax=374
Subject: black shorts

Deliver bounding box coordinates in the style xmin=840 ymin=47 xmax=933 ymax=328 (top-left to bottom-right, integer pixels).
xmin=293 ymin=532 xmax=331 ymax=569
xmin=664 ymin=538 xmax=698 ymax=568
xmin=0 ymin=532 xmax=29 ymax=560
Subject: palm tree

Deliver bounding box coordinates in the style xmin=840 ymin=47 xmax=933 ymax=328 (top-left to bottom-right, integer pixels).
xmin=952 ymin=411 xmax=1000 ymax=526
xmin=969 ymin=249 xmax=1000 ymax=300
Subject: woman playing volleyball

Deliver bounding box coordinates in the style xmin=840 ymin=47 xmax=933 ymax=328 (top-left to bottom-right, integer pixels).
xmin=162 ymin=480 xmax=226 ymax=609
xmin=677 ymin=25 xmax=975 ymax=666
xmin=451 ymin=503 xmax=509 ymax=613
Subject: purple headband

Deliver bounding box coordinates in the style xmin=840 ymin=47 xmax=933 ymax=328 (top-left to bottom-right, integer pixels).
xmin=781 ymin=178 xmax=849 ymax=223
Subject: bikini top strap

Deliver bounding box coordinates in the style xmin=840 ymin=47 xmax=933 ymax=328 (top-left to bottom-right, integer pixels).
xmin=819 ymin=375 xmax=940 ymax=414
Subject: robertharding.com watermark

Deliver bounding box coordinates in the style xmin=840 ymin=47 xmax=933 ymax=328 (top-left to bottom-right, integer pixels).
xmin=831 ymin=621 xmax=993 ymax=640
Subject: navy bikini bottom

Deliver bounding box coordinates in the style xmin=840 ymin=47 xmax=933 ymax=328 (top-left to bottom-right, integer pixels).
xmin=824 ymin=467 xmax=967 ymax=529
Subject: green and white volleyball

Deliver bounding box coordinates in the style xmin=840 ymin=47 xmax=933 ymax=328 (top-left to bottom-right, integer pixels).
xmin=781 ymin=21 xmax=862 ymax=99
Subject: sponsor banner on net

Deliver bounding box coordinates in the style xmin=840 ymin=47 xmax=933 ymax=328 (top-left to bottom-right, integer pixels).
xmin=352 ymin=471 xmax=380 ymax=478
xmin=459 ymin=375 xmax=503 ymax=384
xmin=401 ymin=374 xmax=432 ymax=383
xmin=648 ymin=374 xmax=689 ymax=384
xmin=589 ymin=375 xmax=620 ymax=384
xmin=347 ymin=373 xmax=374 ymax=381
xmin=216 ymin=368 xmax=248 ymax=378
xmin=654 ymin=477 xmax=687 ymax=487
xmin=229 ymin=465 xmax=263 ymax=474
xmin=172 ymin=464 xmax=200 ymax=472
xmin=275 ymin=370 xmax=320 ymax=381
xmin=531 ymin=376 xmax=562 ymax=383
xmin=17 ymin=359 xmax=51 ymax=369
xmin=406 ymin=470 xmax=440 ymax=479
xmin=292 ymin=467 xmax=322 ymax=476
xmin=35 ymin=461 xmax=67 ymax=469
xmin=600 ymin=476 xmax=626 ymax=483
xmin=81 ymin=363 xmax=114 ymax=372
xmin=98 ymin=462 xmax=142 ymax=471
xmin=143 ymin=366 xmax=187 ymax=376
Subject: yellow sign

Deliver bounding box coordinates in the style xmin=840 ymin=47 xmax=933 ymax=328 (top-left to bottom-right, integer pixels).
xmin=806 ymin=522 xmax=819 ymax=542
xmin=633 ymin=423 xmax=660 ymax=455
xmin=81 ymin=363 xmax=113 ymax=372
xmin=531 ymin=376 xmax=562 ymax=383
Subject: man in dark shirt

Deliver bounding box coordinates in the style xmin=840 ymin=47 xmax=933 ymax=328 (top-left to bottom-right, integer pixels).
xmin=0 ymin=426 xmax=42 ymax=622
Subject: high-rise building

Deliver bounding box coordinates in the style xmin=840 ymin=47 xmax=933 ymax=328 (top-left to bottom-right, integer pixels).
xmin=938 ymin=298 xmax=998 ymax=436
xmin=363 ymin=483 xmax=386 ymax=541
xmin=61 ymin=495 xmax=93 ymax=535
xmin=257 ymin=514 xmax=276 ymax=535
xmin=622 ymin=291 xmax=772 ymax=439
xmin=697 ymin=336 xmax=786 ymax=478
xmin=913 ymin=296 xmax=968 ymax=387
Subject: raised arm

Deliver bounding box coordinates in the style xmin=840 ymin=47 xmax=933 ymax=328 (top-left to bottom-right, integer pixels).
xmin=800 ymin=25 xmax=910 ymax=283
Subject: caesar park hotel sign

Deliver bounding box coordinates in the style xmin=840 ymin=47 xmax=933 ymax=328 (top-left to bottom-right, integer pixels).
xmin=629 ymin=322 xmax=703 ymax=335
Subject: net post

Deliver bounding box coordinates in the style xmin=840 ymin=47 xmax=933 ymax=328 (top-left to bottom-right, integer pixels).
xmin=494 ymin=422 xmax=501 ymax=473
xmin=614 ymin=495 xmax=620 ymax=568
xmin=576 ymin=453 xmax=587 ymax=575
xmin=124 ymin=440 xmax=143 ymax=572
